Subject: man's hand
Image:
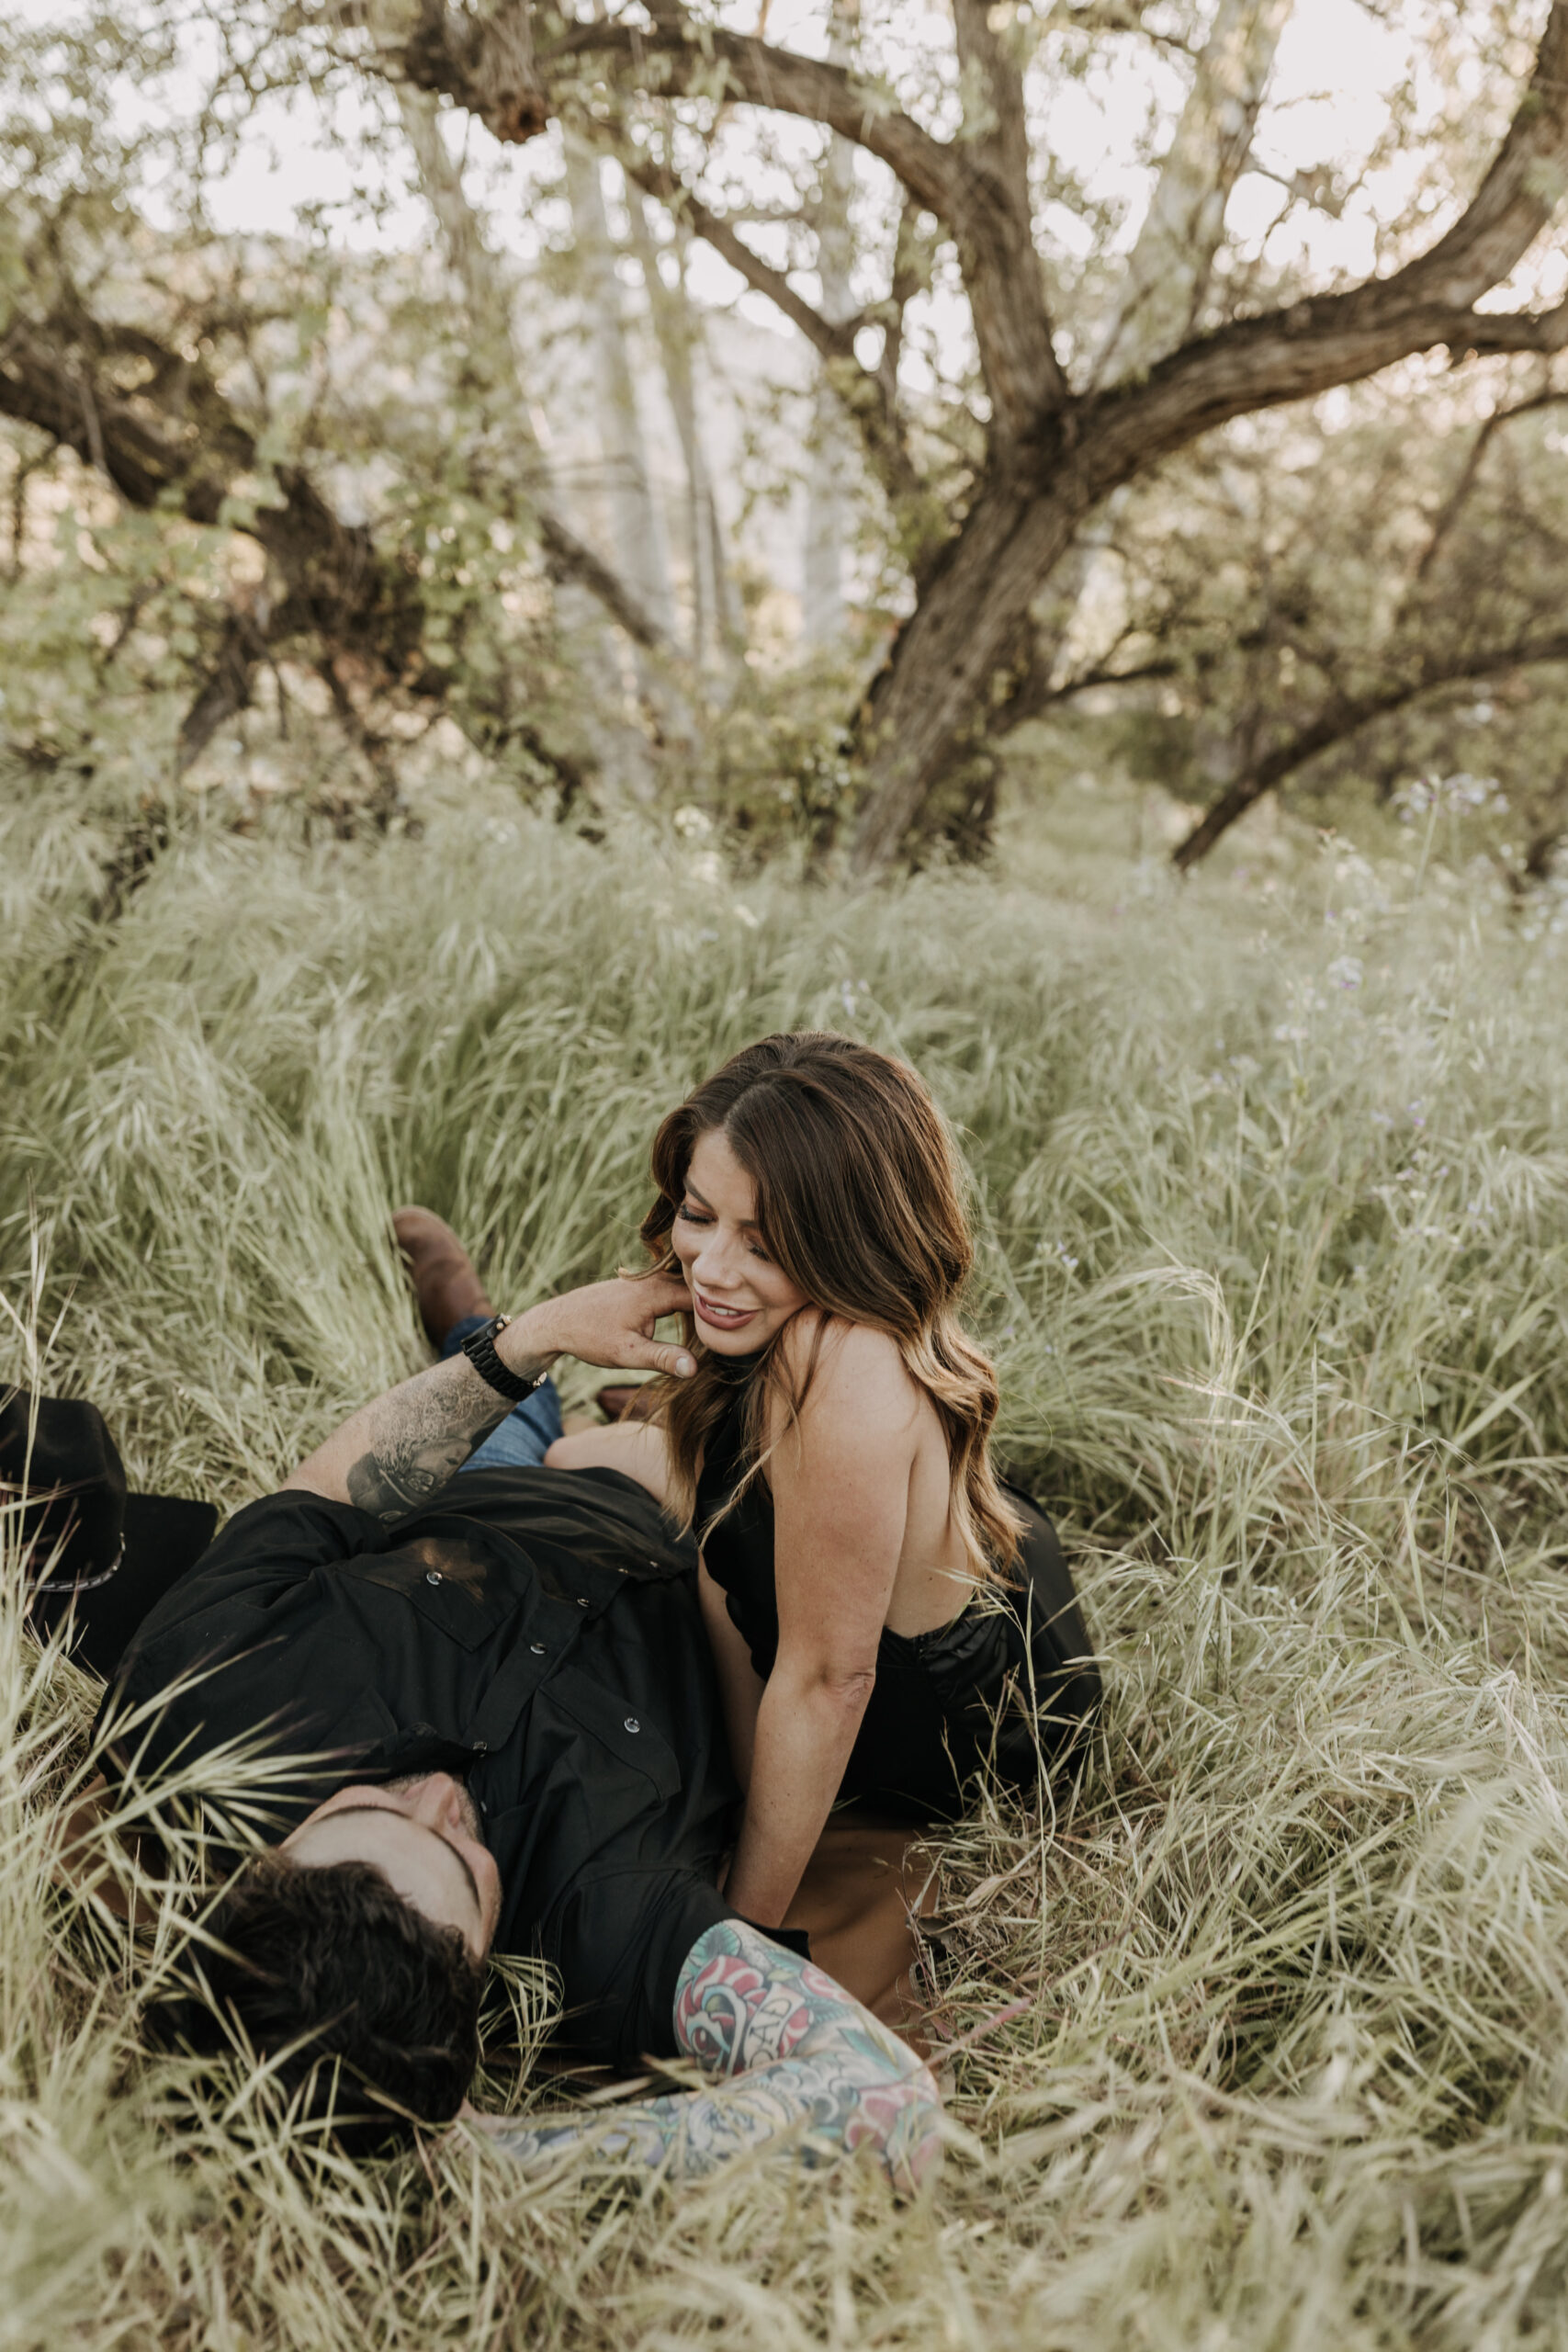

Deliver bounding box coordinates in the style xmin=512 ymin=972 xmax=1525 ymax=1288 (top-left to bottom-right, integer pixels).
xmin=507 ymin=1273 xmax=695 ymax=1382
xmin=284 ymin=1269 xmax=696 ymax=1521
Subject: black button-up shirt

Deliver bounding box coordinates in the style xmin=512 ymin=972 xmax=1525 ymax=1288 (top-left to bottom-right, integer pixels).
xmin=100 ymin=1464 xmax=739 ymax=2070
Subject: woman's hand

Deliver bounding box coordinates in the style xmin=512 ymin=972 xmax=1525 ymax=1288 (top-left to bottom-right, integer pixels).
xmin=506 ymin=1272 xmax=696 ymax=1381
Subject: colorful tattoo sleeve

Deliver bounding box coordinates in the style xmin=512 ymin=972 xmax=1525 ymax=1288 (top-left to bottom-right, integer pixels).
xmin=479 ymin=1920 xmax=942 ymax=2194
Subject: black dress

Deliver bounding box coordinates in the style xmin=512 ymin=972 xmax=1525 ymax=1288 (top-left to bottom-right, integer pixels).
xmin=694 ymin=1382 xmax=1102 ymax=1822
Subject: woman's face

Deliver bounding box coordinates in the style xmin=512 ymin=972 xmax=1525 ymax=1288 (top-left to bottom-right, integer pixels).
xmin=671 ymin=1126 xmax=810 ymax=1354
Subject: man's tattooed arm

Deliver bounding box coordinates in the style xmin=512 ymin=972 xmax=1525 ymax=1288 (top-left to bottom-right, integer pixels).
xmin=280 ymin=1272 xmax=697 ymax=1521
xmin=474 ymin=1920 xmax=942 ymax=2194
xmin=283 ymin=1348 xmax=552 ymax=1521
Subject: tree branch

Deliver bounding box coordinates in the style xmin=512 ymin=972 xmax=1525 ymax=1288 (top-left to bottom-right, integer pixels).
xmin=536 ymin=509 xmax=670 ymax=650
xmin=1045 ymin=0 xmax=1195 ymax=51
xmin=536 ymin=19 xmax=966 ymax=226
xmin=177 ymin=607 xmax=267 ymax=773
xmin=951 ymin=0 xmax=1069 ymax=424
xmin=397 ymin=5 xmax=1069 ymax=433
xmin=1171 ymin=631 xmax=1568 ymax=870
xmin=621 ymin=149 xmax=919 ymax=506
xmin=1408 ymin=384 xmax=1568 ymax=589
xmin=880 ymin=193 xmax=923 ymax=399
xmin=1089 ymin=5 xmax=1568 ymax=475
xmin=0 ymin=314 xmax=428 ymax=673
xmin=991 ymin=649 xmax=1187 ymax=733
xmin=1449 ymin=299 xmax=1568 ymax=356
xmin=625 ymin=153 xmax=859 ymax=365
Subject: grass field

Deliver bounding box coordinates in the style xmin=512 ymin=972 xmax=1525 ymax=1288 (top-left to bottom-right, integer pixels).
xmin=6 ymin=763 xmax=1568 ymax=2348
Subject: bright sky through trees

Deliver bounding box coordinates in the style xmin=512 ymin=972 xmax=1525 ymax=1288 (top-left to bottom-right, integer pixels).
xmin=8 ymin=0 xmax=1434 ymax=316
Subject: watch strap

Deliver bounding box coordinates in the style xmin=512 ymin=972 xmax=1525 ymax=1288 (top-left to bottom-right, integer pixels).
xmin=459 ymin=1313 xmax=547 ymax=1403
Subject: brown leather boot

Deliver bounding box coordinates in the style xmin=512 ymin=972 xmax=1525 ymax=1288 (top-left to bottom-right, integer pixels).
xmin=392 ymin=1207 xmax=494 ymax=1351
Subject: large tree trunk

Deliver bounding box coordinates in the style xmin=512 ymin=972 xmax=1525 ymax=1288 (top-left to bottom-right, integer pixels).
xmin=849 ymin=463 xmax=1095 ymax=872
xmin=851 ymin=0 xmax=1293 ymax=868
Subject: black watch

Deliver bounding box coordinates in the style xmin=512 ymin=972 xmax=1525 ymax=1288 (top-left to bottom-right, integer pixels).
xmin=459 ymin=1313 xmax=547 ymax=1403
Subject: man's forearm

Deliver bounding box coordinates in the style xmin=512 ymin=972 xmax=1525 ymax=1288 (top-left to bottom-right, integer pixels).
xmin=478 ymin=1922 xmax=942 ymax=2193
xmin=282 ymin=1273 xmax=697 ymax=1521
xmin=283 ymin=1316 xmax=558 ymax=1521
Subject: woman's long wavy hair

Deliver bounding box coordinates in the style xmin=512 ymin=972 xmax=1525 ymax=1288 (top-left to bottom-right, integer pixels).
xmin=641 ymin=1032 xmax=1023 ymax=1579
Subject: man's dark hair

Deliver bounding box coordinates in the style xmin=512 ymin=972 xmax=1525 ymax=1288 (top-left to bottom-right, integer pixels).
xmin=148 ymin=1854 xmax=483 ymax=2154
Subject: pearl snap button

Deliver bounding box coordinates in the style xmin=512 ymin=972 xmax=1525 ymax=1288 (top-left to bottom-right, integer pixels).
xmin=530 ymin=1641 xmax=546 ymax=1655
xmin=576 ymin=1595 xmax=591 ymax=1608
xmin=425 ymin=1570 xmax=442 ymax=1585
xmin=624 ymin=1716 xmax=641 ymax=1734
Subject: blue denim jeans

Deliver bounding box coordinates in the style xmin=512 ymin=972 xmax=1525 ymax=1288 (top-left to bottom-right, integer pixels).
xmin=441 ymin=1314 xmax=563 ymax=1471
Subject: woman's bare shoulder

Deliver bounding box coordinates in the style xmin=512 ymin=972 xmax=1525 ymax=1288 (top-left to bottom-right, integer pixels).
xmin=777 ymin=1314 xmax=919 ymax=1438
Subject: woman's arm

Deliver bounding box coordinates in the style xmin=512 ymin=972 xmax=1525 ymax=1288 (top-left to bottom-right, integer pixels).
xmin=284 ymin=1276 xmax=693 ymax=1520
xmin=721 ymin=1327 xmax=918 ymax=1928
xmin=470 ymin=1919 xmax=942 ymax=2193
xmin=698 ymin=1560 xmax=765 ymax=1791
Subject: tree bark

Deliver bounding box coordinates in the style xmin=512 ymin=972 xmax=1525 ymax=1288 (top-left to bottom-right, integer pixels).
xmin=848 ymin=462 xmax=1092 ymax=872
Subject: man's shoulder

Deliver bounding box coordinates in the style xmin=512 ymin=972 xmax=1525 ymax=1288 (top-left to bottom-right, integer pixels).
xmin=532 ymin=1864 xmax=739 ymax=2065
xmin=139 ymin=1488 xmax=383 ymax=1619
xmin=106 ymin=1487 xmax=386 ymax=1709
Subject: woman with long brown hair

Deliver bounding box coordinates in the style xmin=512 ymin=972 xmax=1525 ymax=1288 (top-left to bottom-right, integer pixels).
xmin=548 ymin=1032 xmax=1101 ymax=1931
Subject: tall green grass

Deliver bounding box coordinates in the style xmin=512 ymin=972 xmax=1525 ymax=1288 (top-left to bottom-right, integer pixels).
xmin=6 ymin=770 xmax=1568 ymax=2346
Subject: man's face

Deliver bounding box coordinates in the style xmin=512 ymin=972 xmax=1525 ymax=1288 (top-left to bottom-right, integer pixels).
xmin=281 ymin=1771 xmax=502 ymax=1962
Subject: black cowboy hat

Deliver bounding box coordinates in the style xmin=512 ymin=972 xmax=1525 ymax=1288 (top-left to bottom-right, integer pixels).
xmin=1 ymin=1393 xmax=217 ymax=1681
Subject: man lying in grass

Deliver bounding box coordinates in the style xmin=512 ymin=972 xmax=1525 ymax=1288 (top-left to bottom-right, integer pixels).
xmin=85 ymin=1256 xmax=940 ymax=2187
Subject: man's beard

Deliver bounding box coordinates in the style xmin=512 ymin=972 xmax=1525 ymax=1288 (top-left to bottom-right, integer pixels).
xmin=381 ymin=1772 xmax=486 ymax=1845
